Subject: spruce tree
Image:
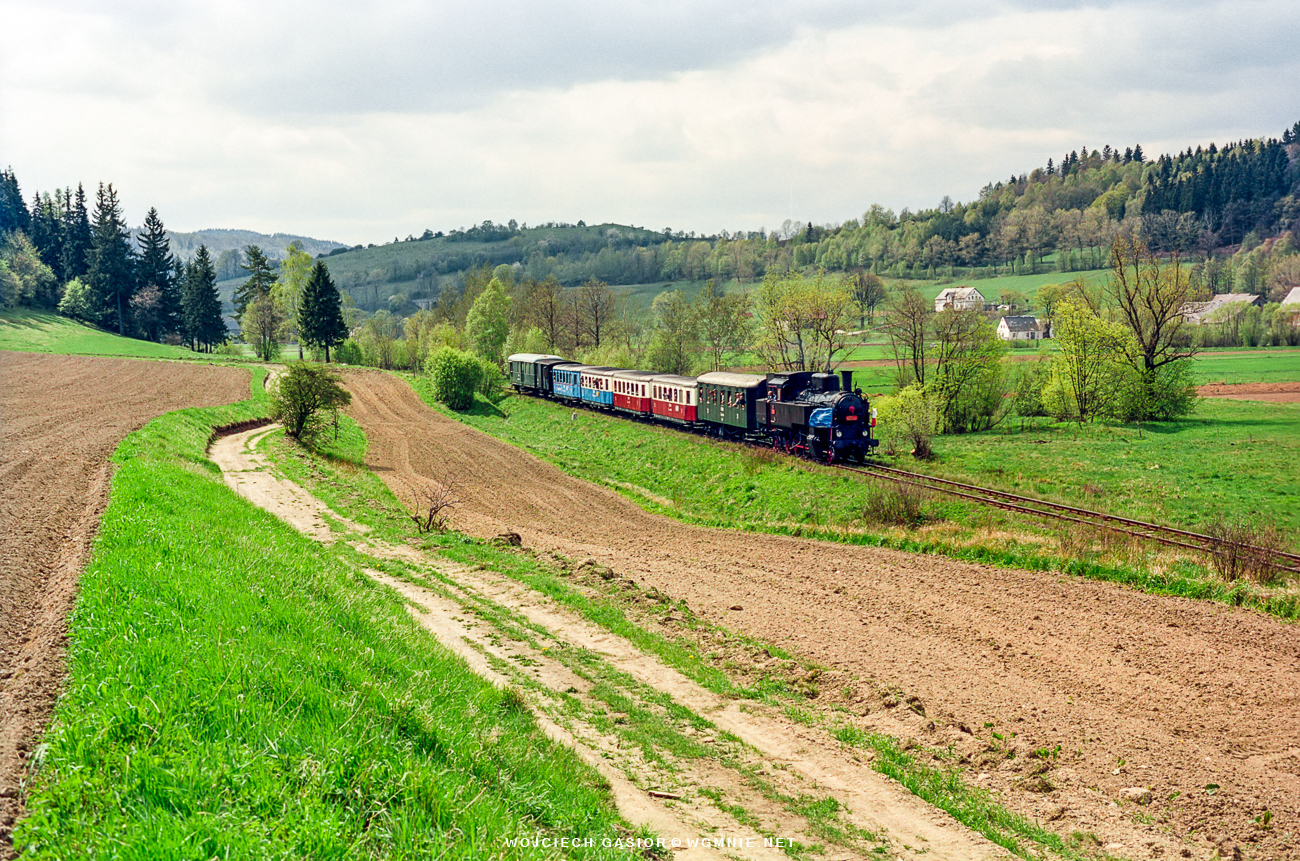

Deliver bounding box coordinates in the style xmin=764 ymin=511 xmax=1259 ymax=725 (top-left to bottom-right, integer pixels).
xmin=298 ymin=260 xmax=348 ymax=362
xmin=182 ymin=245 xmax=226 ymax=351
xmin=60 ymin=184 xmax=92 ymax=283
xmin=28 ymin=192 xmax=65 ymax=280
xmin=232 ymin=244 xmax=277 ymax=323
xmin=86 ymin=183 xmax=137 ymax=335
xmin=0 ymin=168 xmax=29 ymax=236
xmin=136 ymin=207 xmax=180 ymax=340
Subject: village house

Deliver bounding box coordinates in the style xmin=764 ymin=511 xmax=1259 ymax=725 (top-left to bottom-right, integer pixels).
xmin=1181 ymin=293 xmax=1263 ymax=324
xmin=997 ymin=315 xmax=1047 ymax=341
xmin=1281 ymin=287 xmax=1300 ymax=309
xmin=934 ymin=286 xmax=985 ymax=312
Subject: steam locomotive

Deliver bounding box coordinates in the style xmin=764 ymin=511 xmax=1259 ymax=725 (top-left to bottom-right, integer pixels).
xmin=507 ymin=353 xmax=878 ymax=463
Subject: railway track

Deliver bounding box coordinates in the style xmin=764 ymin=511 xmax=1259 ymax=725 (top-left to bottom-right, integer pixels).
xmin=512 ymin=384 xmax=1299 ymax=579
xmin=836 ymin=461 xmax=1300 ymax=577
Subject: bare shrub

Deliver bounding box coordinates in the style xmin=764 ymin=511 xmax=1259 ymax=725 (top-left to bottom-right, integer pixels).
xmin=1056 ymin=524 xmax=1092 ymax=560
xmin=743 ymin=446 xmax=779 ymax=475
xmin=1205 ymin=516 xmax=1287 ymax=585
xmin=861 ymin=480 xmax=931 ymax=527
xmin=411 ymin=476 xmax=463 ymax=534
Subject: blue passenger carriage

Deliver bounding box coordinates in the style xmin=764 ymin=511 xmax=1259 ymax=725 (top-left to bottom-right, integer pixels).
xmin=579 ymin=366 xmax=620 ymax=408
xmin=551 ymin=363 xmax=589 ymax=402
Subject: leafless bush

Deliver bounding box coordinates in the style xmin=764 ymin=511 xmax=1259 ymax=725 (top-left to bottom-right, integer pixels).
xmin=861 ymin=480 xmax=931 ymax=527
xmin=411 ymin=475 xmax=463 ymax=534
xmin=1205 ymin=516 xmax=1287 ymax=585
xmin=743 ymin=446 xmax=779 ymax=475
xmin=1056 ymin=524 xmax=1091 ymax=560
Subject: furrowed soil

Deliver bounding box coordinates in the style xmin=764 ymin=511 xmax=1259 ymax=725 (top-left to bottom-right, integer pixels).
xmin=344 ymin=368 xmax=1300 ymax=861
xmin=1197 ymin=382 xmax=1300 ymax=403
xmin=0 ymin=351 xmax=250 ymax=852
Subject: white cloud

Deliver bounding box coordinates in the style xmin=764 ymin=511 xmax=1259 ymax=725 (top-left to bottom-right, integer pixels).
xmin=2 ymin=0 xmax=1296 ymax=243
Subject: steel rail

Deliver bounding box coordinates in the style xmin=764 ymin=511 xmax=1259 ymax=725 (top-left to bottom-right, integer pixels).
xmin=836 ymin=462 xmax=1300 ymax=575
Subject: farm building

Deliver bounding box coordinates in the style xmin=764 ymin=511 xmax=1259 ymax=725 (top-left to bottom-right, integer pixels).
xmin=997 ymin=316 xmax=1047 ymax=341
xmin=1181 ymin=293 xmax=1263 ymax=324
xmin=1282 ymin=287 xmax=1300 ymax=308
xmin=934 ymin=286 xmax=985 ymax=312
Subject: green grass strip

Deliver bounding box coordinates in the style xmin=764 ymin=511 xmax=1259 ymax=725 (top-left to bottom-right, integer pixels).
xmin=16 ymin=377 xmax=647 ymax=859
xmin=831 ymin=726 xmax=1088 ymax=861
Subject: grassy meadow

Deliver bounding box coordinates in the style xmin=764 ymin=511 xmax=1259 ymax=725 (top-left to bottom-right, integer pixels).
xmin=15 ymin=375 xmax=646 ymax=859
xmin=0 ymin=308 xmax=205 ymax=359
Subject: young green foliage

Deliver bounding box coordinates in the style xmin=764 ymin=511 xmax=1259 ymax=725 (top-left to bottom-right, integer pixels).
xmin=270 ymin=361 xmax=352 ymax=443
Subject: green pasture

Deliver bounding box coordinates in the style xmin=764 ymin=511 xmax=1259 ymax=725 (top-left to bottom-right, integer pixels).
xmin=0 ymin=308 xmax=202 ymax=359
xmin=16 ymin=376 xmax=644 ymax=859
xmin=1192 ymin=349 xmax=1300 ymax=384
xmin=931 ymin=398 xmax=1300 ymax=533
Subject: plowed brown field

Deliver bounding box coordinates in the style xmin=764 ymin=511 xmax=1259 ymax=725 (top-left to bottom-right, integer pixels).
xmin=344 ymin=368 xmax=1300 ymax=860
xmin=1197 ymin=382 xmax=1300 ymax=403
xmin=0 ymin=352 xmax=250 ymax=853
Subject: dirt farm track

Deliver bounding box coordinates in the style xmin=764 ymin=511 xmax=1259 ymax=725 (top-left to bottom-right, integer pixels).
xmin=0 ymin=352 xmax=251 ymax=850
xmin=1 ymin=352 xmax=1298 ymax=859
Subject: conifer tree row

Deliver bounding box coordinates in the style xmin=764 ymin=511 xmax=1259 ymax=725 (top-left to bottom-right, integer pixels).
xmin=0 ymin=167 xmax=223 ymax=348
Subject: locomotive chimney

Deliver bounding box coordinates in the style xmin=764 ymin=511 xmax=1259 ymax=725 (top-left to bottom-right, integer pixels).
xmin=839 ymin=369 xmax=853 ymax=392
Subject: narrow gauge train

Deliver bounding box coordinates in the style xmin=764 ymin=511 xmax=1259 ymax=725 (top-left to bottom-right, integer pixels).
xmin=507 ymin=353 xmax=879 ymax=463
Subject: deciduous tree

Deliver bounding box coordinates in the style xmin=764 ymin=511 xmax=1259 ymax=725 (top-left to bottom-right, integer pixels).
xmin=647 ymin=289 xmax=699 ymax=374
xmin=244 ymin=293 xmax=285 ymax=361
xmin=465 ymin=277 xmax=510 ymax=364
xmin=274 ymin=242 xmax=313 ymax=358
xmin=270 ymin=362 xmax=352 ymax=444
xmin=928 ymin=309 xmax=1008 ymax=432
xmin=577 ymin=278 xmax=616 ymax=347
xmin=694 ymin=281 xmax=753 ymax=372
xmin=883 ymin=286 xmax=932 ymax=386
xmin=849 ymin=271 xmax=887 ymax=328
xmin=1044 ymin=300 xmax=1133 ymax=421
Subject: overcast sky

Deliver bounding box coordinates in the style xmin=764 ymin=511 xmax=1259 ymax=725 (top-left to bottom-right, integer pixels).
xmin=2 ymin=0 xmax=1297 ymax=246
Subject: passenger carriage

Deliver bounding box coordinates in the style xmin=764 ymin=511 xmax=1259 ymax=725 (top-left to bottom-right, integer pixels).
xmin=610 ymin=369 xmax=656 ymax=416
xmin=579 ymin=367 xmax=620 ymax=408
xmin=649 ymin=374 xmax=698 ymax=424
xmin=551 ymin=363 xmax=590 ymax=402
xmin=507 ymin=353 xmax=564 ymax=393
xmin=696 ymin=371 xmax=767 ymax=439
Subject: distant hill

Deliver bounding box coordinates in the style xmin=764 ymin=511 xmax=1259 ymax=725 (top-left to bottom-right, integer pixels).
xmin=164 ymin=228 xmax=348 ymax=262
xmin=296 ymin=119 xmax=1300 ymax=315
xmin=315 ymin=221 xmax=680 ymax=312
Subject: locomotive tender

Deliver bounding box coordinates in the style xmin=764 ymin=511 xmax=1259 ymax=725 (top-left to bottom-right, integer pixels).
xmin=507 ymin=353 xmax=879 ymax=463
